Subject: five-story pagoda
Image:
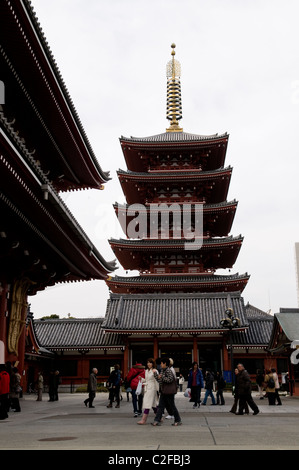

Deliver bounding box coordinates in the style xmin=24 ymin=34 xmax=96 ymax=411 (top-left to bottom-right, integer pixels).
xmin=104 ymin=44 xmax=249 ymax=375
xmin=107 ymin=44 xmax=249 ymax=295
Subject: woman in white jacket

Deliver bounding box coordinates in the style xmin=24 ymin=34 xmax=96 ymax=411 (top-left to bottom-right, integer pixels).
xmin=137 ymin=358 xmax=159 ymax=425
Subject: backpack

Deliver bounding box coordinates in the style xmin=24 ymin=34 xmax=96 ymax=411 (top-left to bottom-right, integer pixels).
xmin=267 ymin=376 xmax=275 ymax=389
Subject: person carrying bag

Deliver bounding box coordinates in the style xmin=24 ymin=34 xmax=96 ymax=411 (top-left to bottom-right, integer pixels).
xmin=152 ymin=357 xmax=182 ymax=427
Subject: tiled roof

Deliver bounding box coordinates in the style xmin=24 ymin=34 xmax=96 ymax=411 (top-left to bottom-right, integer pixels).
xmin=120 ymin=132 xmax=228 ymax=143
xmin=109 ymin=273 xmax=249 ymax=285
xmin=33 ymin=318 xmax=123 ymax=350
xmin=23 ymin=0 xmax=110 ymax=182
xmin=103 ymin=292 xmax=248 ymax=333
xmin=117 ymin=166 xmax=232 ymax=178
xmin=31 ymin=300 xmax=273 ymax=350
xmin=109 ymin=235 xmax=243 ymax=248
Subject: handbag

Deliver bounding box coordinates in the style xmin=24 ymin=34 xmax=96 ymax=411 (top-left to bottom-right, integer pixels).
xmin=162 ymin=378 xmax=177 ymax=395
xmin=184 ymin=388 xmax=191 ymax=398
xmin=136 ymin=380 xmax=143 ymax=396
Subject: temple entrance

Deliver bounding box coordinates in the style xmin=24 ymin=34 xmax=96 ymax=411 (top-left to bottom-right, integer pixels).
xmin=198 ymin=344 xmax=222 ymax=374
xmin=160 ymin=348 xmax=193 ymax=378
xmin=131 ymin=345 xmax=193 ymax=377
xmin=160 ymin=345 xmax=222 ymax=379
xmin=132 ymin=346 xmax=155 ymax=367
xmin=131 ymin=343 xmax=222 ymax=380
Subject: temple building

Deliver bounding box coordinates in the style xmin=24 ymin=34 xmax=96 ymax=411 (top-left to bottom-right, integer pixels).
xmin=0 ymin=0 xmax=116 ymax=381
xmin=103 ymin=44 xmax=263 ymax=378
xmin=23 ymin=44 xmax=297 ymax=394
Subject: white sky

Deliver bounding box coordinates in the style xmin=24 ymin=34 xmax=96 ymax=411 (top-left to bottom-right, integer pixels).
xmin=29 ymin=0 xmax=299 ymax=318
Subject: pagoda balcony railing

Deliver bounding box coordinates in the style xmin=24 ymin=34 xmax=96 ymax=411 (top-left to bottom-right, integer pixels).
xmin=146 ymin=196 xmax=206 ymax=204
xmin=117 ymin=235 xmax=242 ymax=245
xmin=147 ymin=166 xmax=203 ymax=173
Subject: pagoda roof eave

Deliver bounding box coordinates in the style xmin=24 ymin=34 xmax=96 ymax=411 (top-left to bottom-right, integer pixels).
xmin=109 ymin=235 xmax=243 ymax=249
xmin=120 ymin=131 xmax=229 ymax=145
xmin=107 ymin=273 xmax=250 ymax=284
xmin=114 ymin=200 xmax=238 ymax=212
xmin=106 ymin=273 xmax=250 ymax=294
xmin=117 ymin=166 xmax=232 ymax=180
xmin=109 ymin=237 xmax=243 ymax=272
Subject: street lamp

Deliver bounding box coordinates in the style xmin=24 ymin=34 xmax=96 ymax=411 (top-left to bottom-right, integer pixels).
xmin=220 ymin=308 xmax=240 ymax=393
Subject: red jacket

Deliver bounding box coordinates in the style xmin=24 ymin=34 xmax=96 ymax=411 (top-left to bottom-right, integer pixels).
xmin=126 ymin=364 xmax=145 ymax=390
xmin=0 ymin=371 xmax=10 ymax=395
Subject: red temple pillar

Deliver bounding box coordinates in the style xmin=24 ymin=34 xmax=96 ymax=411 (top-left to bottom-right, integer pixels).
xmin=222 ymin=337 xmax=229 ymax=371
xmin=153 ymin=336 xmax=159 ymax=361
xmin=0 ymin=281 xmax=8 ymax=363
xmin=193 ymin=336 xmax=198 ymax=363
xmin=123 ymin=338 xmax=129 ymax=377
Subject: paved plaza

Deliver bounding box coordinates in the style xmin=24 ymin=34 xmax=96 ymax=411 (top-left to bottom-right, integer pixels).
xmin=1 ymin=390 xmax=299 ymax=451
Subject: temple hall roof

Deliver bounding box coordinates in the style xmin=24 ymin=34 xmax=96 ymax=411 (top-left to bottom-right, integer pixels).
xmin=33 ymin=317 xmax=122 ymax=350
xmin=29 ymin=300 xmax=273 ymax=351
xmin=102 ymin=292 xmax=248 ymax=334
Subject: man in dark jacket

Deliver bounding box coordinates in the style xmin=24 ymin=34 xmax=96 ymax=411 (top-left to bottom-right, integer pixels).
xmin=84 ymin=368 xmax=98 ymax=408
xmin=202 ymin=369 xmax=216 ymax=405
xmin=236 ymin=363 xmax=259 ymax=415
xmin=107 ymin=364 xmax=122 ymax=409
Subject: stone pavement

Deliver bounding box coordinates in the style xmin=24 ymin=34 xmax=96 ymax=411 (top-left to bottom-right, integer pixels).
xmin=1 ymin=391 xmax=299 ymax=451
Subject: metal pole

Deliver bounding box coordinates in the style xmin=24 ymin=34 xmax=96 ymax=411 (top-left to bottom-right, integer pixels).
xmin=230 ymin=329 xmax=234 ymax=394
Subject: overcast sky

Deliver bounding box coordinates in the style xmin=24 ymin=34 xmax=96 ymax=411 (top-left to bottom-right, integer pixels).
xmin=29 ymin=0 xmax=299 ymax=319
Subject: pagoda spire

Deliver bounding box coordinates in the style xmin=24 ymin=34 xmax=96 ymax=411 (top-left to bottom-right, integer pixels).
xmin=166 ymin=43 xmax=183 ymax=133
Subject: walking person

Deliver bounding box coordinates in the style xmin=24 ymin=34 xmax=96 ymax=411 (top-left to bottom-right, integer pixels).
xmin=10 ymin=367 xmax=21 ymax=412
xmin=84 ymin=368 xmax=98 ymax=408
xmin=152 ymin=357 xmax=182 ymax=426
xmin=271 ymin=368 xmax=282 ymax=405
xmin=216 ymin=371 xmax=226 ymax=405
xmin=107 ymin=364 xmax=121 ymax=408
xmin=36 ymin=371 xmax=43 ymax=401
xmin=264 ymin=369 xmax=276 ymax=406
xmin=283 ymin=372 xmax=290 ymax=395
xmin=178 ymin=374 xmax=184 ymax=392
xmin=126 ymin=361 xmax=145 ymax=417
xmin=165 ymin=358 xmax=176 ymax=419
xmin=236 ymin=363 xmax=259 ymax=415
xmin=256 ymin=369 xmax=265 ymax=399
xmin=201 ymin=369 xmax=216 ymax=405
xmin=137 ymin=358 xmax=159 ymax=425
xmin=187 ymin=361 xmax=204 ymax=408
xmin=230 ymin=368 xmax=249 ymax=414
xmin=53 ymin=370 xmax=60 ymax=401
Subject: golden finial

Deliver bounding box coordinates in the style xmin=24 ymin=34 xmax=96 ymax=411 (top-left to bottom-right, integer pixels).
xmin=166 ymin=43 xmax=183 ymax=132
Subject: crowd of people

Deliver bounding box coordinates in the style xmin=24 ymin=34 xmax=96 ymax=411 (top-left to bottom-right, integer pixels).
xmin=90 ymin=359 xmax=275 ymax=425
xmin=1 ymin=359 xmax=287 ymax=424
xmin=96 ymin=361 xmax=289 ymax=423
xmin=0 ymin=363 xmax=61 ymax=420
xmin=0 ymin=362 xmax=22 ymax=419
